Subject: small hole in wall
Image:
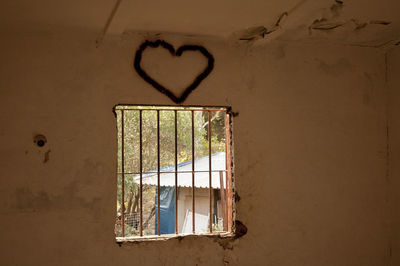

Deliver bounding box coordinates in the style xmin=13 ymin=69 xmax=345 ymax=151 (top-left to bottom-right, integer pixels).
xmin=34 ymin=135 xmax=47 ymax=148
xmin=37 ymin=140 xmax=45 ymax=147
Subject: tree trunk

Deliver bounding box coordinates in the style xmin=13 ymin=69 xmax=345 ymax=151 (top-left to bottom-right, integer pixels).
xmin=144 ymin=206 xmax=155 ymax=228
xmin=132 ymin=192 xmax=140 ymax=213
xmin=126 ymin=188 xmax=134 ymax=214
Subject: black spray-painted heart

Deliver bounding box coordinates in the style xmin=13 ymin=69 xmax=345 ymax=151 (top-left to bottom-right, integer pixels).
xmin=134 ymin=40 xmax=214 ymax=103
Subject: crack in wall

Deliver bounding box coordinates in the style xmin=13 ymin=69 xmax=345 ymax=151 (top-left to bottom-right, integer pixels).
xmin=95 ymin=0 xmax=123 ymax=47
xmin=347 ymin=39 xmax=400 ymax=49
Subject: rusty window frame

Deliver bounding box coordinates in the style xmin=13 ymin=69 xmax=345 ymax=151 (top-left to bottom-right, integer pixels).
xmin=115 ymin=105 xmax=234 ymax=241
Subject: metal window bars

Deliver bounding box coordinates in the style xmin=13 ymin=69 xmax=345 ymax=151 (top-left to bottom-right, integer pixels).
xmin=117 ymin=106 xmax=233 ymax=238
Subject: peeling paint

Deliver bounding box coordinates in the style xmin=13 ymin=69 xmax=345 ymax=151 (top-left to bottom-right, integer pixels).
xmin=308 ymin=0 xmax=392 ymax=36
xmin=369 ymin=20 xmax=391 ymax=25
xmin=352 ymin=19 xmax=368 ymax=30
xmin=310 ymin=19 xmax=345 ymax=31
xmin=239 ymin=26 xmax=268 ymax=41
xmin=238 ymin=12 xmax=288 ymax=41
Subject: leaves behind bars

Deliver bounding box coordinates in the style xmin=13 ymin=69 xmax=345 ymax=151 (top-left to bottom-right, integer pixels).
xmin=116 ymin=109 xmax=226 ymax=222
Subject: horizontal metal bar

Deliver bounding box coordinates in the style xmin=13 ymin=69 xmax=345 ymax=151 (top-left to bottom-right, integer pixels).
xmin=118 ymin=170 xmax=227 ymax=175
xmin=114 ymin=108 xmax=227 ymax=112
xmin=115 ymin=104 xmax=228 ymax=110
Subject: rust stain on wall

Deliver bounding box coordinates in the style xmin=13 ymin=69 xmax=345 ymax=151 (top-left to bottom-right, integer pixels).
xmin=43 ymin=149 xmax=51 ymax=163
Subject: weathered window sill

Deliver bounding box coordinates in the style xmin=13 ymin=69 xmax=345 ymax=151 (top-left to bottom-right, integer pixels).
xmin=116 ymin=232 xmax=235 ymax=244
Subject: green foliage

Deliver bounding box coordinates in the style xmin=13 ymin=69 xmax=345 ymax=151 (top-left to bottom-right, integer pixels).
xmin=117 ymin=109 xmax=212 ymax=173
xmin=115 ymin=223 xmax=138 ymax=237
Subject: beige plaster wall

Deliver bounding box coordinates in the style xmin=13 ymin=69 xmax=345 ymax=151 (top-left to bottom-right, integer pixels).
xmin=0 ymin=30 xmax=389 ymax=265
xmin=388 ymin=47 xmax=400 ymax=266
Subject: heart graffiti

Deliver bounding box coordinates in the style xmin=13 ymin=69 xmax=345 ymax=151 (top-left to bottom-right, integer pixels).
xmin=134 ymin=40 xmax=214 ymax=103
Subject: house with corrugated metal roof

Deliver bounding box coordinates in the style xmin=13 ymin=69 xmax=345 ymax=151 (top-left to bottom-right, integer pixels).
xmin=134 ymin=152 xmax=228 ymax=234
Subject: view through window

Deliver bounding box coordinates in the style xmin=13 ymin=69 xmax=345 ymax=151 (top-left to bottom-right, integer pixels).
xmin=115 ymin=105 xmax=233 ymax=239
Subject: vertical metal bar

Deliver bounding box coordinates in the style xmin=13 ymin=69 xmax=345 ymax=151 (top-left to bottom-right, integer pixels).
xmin=191 ymin=110 xmax=195 ymax=233
xmin=157 ymin=110 xmax=161 ymax=236
xmin=208 ymin=111 xmax=212 ymax=233
xmin=139 ymin=110 xmax=143 ymax=236
xmin=174 ymin=110 xmax=178 ymax=234
xmin=225 ymin=112 xmax=232 ymax=233
xmin=121 ymin=110 xmax=125 ymax=237
xmin=219 ymin=171 xmax=227 ymax=231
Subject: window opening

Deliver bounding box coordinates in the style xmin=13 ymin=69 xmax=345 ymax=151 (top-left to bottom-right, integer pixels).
xmin=115 ymin=105 xmax=233 ymax=240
